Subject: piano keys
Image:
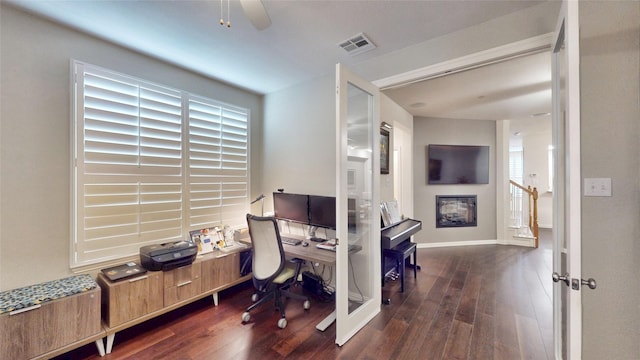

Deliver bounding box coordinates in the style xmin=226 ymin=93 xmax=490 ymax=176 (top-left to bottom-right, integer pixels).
xmin=381 ymin=218 xmax=422 ymax=249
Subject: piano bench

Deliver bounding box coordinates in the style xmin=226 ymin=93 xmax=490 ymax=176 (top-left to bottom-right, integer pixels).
xmin=382 ymin=241 xmax=417 ymax=293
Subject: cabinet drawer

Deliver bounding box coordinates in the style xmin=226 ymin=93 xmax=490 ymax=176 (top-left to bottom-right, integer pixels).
xmin=201 ymin=252 xmax=241 ymax=292
xmin=97 ymin=271 xmax=163 ymax=327
xmin=163 ymin=263 xmax=202 ymax=306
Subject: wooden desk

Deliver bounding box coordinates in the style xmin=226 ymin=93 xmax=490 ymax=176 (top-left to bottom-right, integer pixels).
xmin=281 ymin=238 xmax=336 ymax=266
xmin=241 ymin=232 xmax=347 ymax=331
xmin=279 ymin=234 xmax=342 ymax=331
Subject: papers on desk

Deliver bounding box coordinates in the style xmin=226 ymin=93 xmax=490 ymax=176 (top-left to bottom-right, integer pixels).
xmin=218 ymin=241 xmax=248 ymax=253
xmin=315 ymin=242 xmax=359 ymax=252
xmin=315 ymin=243 xmax=336 ymax=251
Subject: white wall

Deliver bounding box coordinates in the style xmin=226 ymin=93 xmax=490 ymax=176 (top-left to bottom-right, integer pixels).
xmin=413 ymin=117 xmax=497 ymax=244
xmin=260 ymin=74 xmax=335 ymax=216
xmin=579 ymin=2 xmax=640 ymax=358
xmin=354 ymin=1 xmax=560 ymax=83
xmin=0 ymin=5 xmax=262 ymax=290
xmin=515 ymin=117 xmax=553 ymax=228
xmin=380 ymin=94 xmax=413 ymax=215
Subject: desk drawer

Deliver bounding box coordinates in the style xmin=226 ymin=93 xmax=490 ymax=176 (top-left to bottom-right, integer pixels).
xmin=97 ymin=271 xmax=163 ymax=327
xmin=201 ymin=252 xmax=241 ymax=292
xmin=164 ymin=263 xmax=202 ymax=306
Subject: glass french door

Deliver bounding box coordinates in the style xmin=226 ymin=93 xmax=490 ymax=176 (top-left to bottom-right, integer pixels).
xmin=552 ymin=1 xmax=582 ymax=358
xmin=335 ymin=63 xmax=381 ymax=346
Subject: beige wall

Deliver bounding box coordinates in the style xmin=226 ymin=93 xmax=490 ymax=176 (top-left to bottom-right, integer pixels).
xmin=579 ymin=2 xmax=640 ymax=358
xmin=0 ymin=5 xmax=263 ymax=290
xmin=413 ymin=117 xmax=497 ymax=244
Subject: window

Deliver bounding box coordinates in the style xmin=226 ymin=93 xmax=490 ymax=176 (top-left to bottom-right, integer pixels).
xmin=509 ymin=148 xmax=524 ymax=228
xmin=73 ymin=61 xmax=249 ymax=267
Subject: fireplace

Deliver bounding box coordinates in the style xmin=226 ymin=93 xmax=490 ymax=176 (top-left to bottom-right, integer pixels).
xmin=435 ymin=195 xmax=477 ymax=228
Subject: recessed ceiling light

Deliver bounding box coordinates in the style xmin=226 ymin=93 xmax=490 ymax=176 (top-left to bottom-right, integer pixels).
xmin=410 ymin=102 xmax=426 ymax=108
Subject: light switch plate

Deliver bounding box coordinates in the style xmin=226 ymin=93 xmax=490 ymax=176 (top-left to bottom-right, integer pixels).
xmin=584 ymin=178 xmax=612 ymax=197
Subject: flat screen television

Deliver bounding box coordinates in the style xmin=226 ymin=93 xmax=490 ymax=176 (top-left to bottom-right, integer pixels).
xmin=308 ymin=195 xmax=336 ymax=230
xmin=428 ymin=144 xmax=490 ymax=184
xmin=273 ymin=192 xmax=309 ymax=224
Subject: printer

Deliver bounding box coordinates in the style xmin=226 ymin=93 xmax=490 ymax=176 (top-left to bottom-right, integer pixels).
xmin=140 ymin=240 xmax=198 ymax=271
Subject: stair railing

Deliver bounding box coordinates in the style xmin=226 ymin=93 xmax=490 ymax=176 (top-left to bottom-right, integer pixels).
xmin=509 ymin=180 xmax=539 ymax=248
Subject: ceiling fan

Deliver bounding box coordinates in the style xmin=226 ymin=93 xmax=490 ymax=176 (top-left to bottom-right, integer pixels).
xmin=237 ymin=0 xmax=272 ymax=30
xmin=219 ymin=0 xmax=271 ymax=30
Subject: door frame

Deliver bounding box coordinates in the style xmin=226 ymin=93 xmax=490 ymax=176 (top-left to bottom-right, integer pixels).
xmin=552 ymin=1 xmax=582 ymax=358
xmin=335 ymin=63 xmax=382 ymax=346
xmin=374 ymin=13 xmax=581 ymax=358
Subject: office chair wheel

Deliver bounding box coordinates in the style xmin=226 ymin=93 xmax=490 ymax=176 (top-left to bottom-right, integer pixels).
xmin=241 ymin=312 xmax=251 ymax=323
xmin=277 ymin=318 xmax=287 ymax=329
xmin=251 ymin=293 xmax=259 ymax=302
xmin=303 ymin=300 xmax=310 ymax=310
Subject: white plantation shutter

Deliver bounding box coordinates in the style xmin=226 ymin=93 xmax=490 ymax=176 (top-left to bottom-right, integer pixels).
xmin=73 ymin=62 xmax=249 ymax=267
xmin=187 ymin=96 xmax=249 ymax=230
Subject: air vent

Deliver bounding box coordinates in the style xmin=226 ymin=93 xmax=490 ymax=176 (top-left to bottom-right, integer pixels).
xmin=338 ymin=33 xmax=376 ymax=56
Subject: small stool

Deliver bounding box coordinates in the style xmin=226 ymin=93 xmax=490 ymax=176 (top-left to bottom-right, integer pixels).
xmin=382 ymin=241 xmax=418 ymax=293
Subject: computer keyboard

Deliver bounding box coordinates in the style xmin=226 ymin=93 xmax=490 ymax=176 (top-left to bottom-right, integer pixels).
xmin=281 ymin=236 xmax=302 ymax=246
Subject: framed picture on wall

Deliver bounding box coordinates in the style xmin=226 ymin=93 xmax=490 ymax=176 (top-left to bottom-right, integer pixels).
xmin=380 ymin=128 xmax=390 ymax=174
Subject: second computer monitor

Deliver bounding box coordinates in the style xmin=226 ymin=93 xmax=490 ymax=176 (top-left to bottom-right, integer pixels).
xmin=308 ymin=195 xmax=336 ymax=230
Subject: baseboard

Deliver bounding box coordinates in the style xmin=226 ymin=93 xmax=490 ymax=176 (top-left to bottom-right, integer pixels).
xmin=416 ymin=238 xmax=536 ymax=248
xmin=416 ymin=240 xmax=497 ymax=249
xmin=502 ymin=236 xmax=536 ymax=247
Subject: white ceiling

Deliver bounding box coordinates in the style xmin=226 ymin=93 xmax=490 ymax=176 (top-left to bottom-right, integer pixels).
xmin=6 ymin=0 xmax=554 ymax=124
xmin=384 ymin=50 xmax=552 ymax=121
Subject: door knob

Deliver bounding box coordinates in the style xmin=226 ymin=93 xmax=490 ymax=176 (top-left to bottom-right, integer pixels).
xmin=581 ymin=278 xmax=597 ymax=290
xmin=552 ymin=272 xmax=570 ymax=287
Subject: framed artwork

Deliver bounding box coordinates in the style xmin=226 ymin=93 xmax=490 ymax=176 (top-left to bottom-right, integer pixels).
xmin=380 ymin=128 xmax=390 ymax=174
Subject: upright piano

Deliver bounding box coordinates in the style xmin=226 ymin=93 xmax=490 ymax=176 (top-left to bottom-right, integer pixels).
xmin=381 ymin=218 xmax=422 ymax=303
xmin=381 ymin=218 xmax=422 ymax=250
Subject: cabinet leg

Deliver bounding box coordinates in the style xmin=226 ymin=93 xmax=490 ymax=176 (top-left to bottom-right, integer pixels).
xmin=95 ymin=339 xmax=105 ymax=357
xmin=212 ymin=292 xmax=219 ymax=306
xmin=106 ymin=333 xmax=115 ymax=354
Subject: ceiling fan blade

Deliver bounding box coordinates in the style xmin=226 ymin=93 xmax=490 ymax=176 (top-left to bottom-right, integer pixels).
xmin=239 ymin=0 xmax=271 ymax=30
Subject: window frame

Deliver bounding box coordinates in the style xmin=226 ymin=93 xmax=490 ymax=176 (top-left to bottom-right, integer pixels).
xmin=72 ymin=60 xmax=250 ymax=268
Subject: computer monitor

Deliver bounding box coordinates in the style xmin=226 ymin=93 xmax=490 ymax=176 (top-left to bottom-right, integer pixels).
xmin=308 ymin=195 xmax=336 ymax=230
xmin=273 ymin=192 xmax=309 ymax=224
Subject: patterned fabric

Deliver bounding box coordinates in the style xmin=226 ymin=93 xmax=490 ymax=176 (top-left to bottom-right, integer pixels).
xmin=0 ymin=274 xmax=97 ymax=315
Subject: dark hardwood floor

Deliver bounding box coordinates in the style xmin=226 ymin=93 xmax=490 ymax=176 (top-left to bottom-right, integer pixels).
xmin=55 ymin=230 xmax=552 ymax=360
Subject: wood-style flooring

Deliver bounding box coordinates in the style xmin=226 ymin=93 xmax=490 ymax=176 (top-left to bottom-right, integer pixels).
xmin=55 ymin=230 xmax=553 ymax=360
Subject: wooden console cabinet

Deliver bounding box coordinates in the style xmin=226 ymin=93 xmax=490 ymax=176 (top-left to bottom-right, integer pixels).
xmin=97 ymin=270 xmax=163 ymax=328
xmin=97 ymin=247 xmax=251 ymax=354
xmin=0 ymin=286 xmax=104 ymax=359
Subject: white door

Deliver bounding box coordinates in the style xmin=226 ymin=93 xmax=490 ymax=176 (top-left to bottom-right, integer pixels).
xmin=335 ymin=63 xmax=381 ymax=346
xmin=551 ymin=1 xmax=582 ymax=358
